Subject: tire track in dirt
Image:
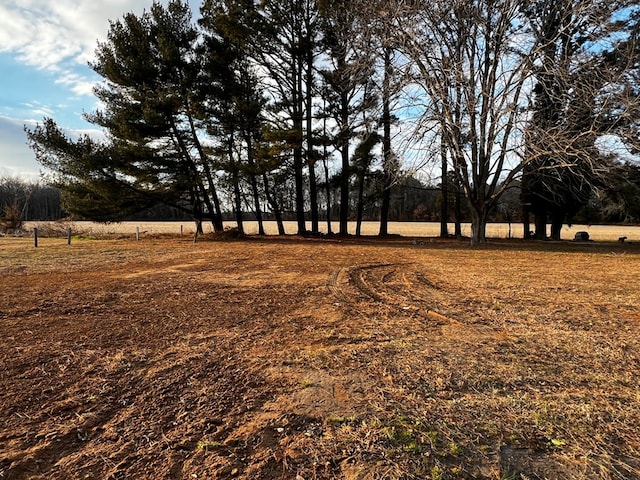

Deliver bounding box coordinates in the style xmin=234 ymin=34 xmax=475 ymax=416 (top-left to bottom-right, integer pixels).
xmin=327 ymin=263 xmax=499 ymax=340
xmin=328 ymin=263 xmax=445 ymax=314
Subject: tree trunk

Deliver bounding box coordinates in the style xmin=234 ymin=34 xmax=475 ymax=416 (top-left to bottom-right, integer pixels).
xmin=323 ymin=156 xmax=333 ymax=235
xmin=232 ymin=175 xmax=244 ymax=234
xmin=229 ymin=138 xmax=244 ymax=235
xmin=186 ymin=113 xmax=224 ymax=232
xmin=207 ymin=182 xmax=225 ymax=233
xmin=339 ymin=92 xmax=350 ymax=236
xmin=454 ymin=191 xmax=462 ymax=237
xmin=355 ymin=169 xmax=365 ymax=236
xmin=170 ymin=118 xmax=222 ymax=232
xmin=244 ymin=135 xmax=265 ymax=236
xmin=339 ymin=141 xmax=349 ymax=236
xmin=522 ymin=204 xmax=531 ymax=240
xmin=534 ymin=210 xmax=547 ymax=240
xmin=293 ymin=146 xmax=306 ymax=235
xmin=191 ymin=189 xmax=204 ymax=236
xmin=470 ymin=208 xmax=488 ymax=244
xmin=379 ymin=48 xmax=393 ymax=237
xmin=262 ymin=172 xmax=285 ymax=235
xmin=379 ymin=185 xmax=391 ymax=236
xmin=440 ymin=134 xmax=449 ymax=238
xmin=338 ymin=47 xmax=350 ymax=237
xmin=306 ymin=48 xmax=319 ymax=234
xmin=293 ymin=57 xmax=307 ymax=236
xmin=550 ymin=210 xmax=563 ymax=240
xmin=249 ymin=174 xmax=264 ymax=235
xmin=322 ymin=100 xmax=333 ymax=236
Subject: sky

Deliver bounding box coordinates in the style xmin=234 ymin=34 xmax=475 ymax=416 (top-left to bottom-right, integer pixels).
xmin=2 ymin=2 xmax=637 ymax=182
xmin=0 ymin=0 xmax=198 ymax=180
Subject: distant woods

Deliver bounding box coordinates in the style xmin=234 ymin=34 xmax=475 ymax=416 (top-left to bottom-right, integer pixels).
xmin=3 ymin=175 xmax=638 ymax=233
xmin=0 ymin=178 xmax=61 ymax=230
xmin=24 ymin=0 xmax=640 ymax=242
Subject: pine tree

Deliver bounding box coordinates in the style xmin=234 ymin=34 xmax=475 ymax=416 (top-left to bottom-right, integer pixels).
xmin=200 ymin=0 xmax=269 ymax=234
xmin=28 ymin=1 xmax=225 ymax=229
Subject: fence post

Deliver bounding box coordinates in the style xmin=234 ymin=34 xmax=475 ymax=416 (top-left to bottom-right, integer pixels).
xmin=136 ymin=227 xmax=140 ymax=241
xmin=33 ymin=227 xmax=38 ymax=248
xmin=67 ymin=227 xmax=72 ymax=245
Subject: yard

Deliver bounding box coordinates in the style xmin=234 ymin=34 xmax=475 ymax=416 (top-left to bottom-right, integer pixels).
xmin=1 ymin=232 xmax=639 ymax=479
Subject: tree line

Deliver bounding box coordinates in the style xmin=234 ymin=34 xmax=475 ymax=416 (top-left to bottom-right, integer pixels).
xmin=0 ymin=178 xmax=62 ymax=231
xmin=0 ymin=174 xmax=461 ymax=227
xmin=25 ymin=0 xmax=640 ymax=242
xmin=3 ymin=171 xmax=638 ymax=234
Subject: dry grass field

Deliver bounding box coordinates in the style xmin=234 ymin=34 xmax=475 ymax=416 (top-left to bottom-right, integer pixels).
xmin=1 ymin=232 xmax=639 ymax=479
xmin=25 ymin=220 xmax=640 ymax=242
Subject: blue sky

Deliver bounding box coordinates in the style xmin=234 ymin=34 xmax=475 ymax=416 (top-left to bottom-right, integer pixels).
xmin=0 ymin=0 xmax=198 ymax=179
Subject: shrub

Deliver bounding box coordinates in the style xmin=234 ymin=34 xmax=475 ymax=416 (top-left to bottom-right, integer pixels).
xmin=0 ymin=204 xmax=23 ymax=234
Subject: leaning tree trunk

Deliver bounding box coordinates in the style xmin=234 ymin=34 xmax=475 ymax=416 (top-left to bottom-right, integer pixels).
xmin=244 ymin=135 xmax=265 ymax=236
xmin=262 ymin=172 xmax=286 ymax=235
xmin=226 ymin=135 xmax=244 ymax=234
xmin=191 ymin=189 xmax=204 ymax=236
xmin=249 ymin=173 xmax=264 ymax=235
xmin=186 ymin=114 xmax=224 ymax=232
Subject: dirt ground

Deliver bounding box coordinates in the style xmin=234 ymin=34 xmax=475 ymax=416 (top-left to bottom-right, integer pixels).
xmin=1 ymin=234 xmax=639 ymax=479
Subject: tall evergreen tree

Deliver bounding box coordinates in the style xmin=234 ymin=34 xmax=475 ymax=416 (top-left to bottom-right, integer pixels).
xmin=248 ymin=0 xmax=322 ymax=235
xmin=318 ymin=0 xmax=378 ymax=236
xmin=28 ymin=1 xmax=225 ymax=230
xmin=200 ymin=0 xmax=268 ymax=234
xmin=27 ymin=119 xmax=168 ymax=222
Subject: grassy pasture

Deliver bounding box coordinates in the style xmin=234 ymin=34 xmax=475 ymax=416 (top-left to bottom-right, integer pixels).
xmin=1 ymin=234 xmax=639 ymax=479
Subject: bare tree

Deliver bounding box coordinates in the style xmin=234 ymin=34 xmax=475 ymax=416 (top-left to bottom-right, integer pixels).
xmin=522 ymin=0 xmax=640 ymax=240
xmin=381 ymin=0 xmax=537 ymax=242
xmin=376 ymin=0 xmax=638 ymax=243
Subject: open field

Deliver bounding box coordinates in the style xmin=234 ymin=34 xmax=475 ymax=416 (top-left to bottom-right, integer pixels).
xmin=23 ymin=220 xmax=640 ymax=242
xmin=1 ymin=235 xmax=639 ymax=479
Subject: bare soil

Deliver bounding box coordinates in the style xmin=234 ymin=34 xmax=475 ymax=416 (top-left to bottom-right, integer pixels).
xmin=1 ymin=234 xmax=639 ymax=479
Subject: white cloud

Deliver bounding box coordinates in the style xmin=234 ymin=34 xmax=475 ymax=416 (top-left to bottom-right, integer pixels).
xmin=23 ymin=102 xmax=54 ymax=118
xmin=2 ymin=0 xmax=202 ymax=100
xmin=55 ymin=71 xmax=97 ymax=97
xmin=0 ymin=1 xmax=161 ymax=98
xmin=0 ymin=0 xmax=201 ymax=180
xmin=0 ymin=1 xmax=201 ymax=179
